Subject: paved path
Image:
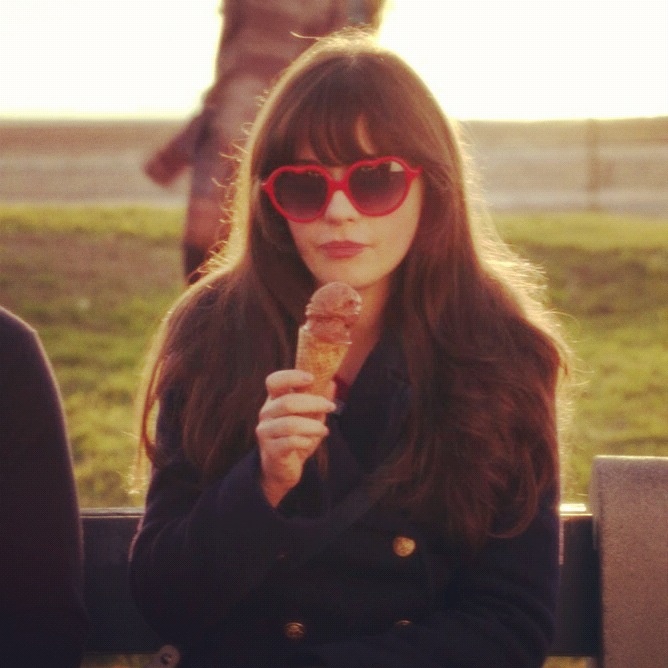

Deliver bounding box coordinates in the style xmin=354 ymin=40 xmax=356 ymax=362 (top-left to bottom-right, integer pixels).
xmin=1 ymin=119 xmax=667 ymax=215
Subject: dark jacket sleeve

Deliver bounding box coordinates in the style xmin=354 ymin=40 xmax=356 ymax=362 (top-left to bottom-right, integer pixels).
xmin=313 ymin=494 xmax=560 ymax=668
xmin=0 ymin=309 xmax=88 ymax=667
xmin=128 ymin=387 xmax=329 ymax=644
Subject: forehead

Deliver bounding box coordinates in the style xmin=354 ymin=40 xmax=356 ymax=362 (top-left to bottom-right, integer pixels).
xmin=295 ymin=117 xmax=377 ymax=163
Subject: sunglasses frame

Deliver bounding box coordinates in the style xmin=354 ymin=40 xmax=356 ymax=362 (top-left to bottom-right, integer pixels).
xmin=261 ymin=156 xmax=423 ymax=223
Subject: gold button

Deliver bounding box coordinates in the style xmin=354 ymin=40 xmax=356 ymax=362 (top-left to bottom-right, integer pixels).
xmin=283 ymin=621 xmax=306 ymax=640
xmin=394 ymin=619 xmax=412 ymax=628
xmin=393 ymin=535 xmax=416 ymax=557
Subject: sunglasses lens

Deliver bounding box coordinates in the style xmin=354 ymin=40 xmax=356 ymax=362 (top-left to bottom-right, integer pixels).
xmin=349 ymin=159 xmax=409 ymax=215
xmin=273 ymin=169 xmax=327 ymax=221
xmin=266 ymin=157 xmax=418 ymax=222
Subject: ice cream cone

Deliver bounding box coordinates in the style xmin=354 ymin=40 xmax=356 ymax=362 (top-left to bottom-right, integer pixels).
xmin=295 ymin=325 xmax=350 ymax=397
xmin=295 ymin=282 xmax=361 ymax=473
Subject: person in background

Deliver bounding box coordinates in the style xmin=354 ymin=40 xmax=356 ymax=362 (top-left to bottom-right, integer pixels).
xmin=0 ymin=307 xmax=88 ymax=667
xmin=145 ymin=0 xmax=386 ymax=283
xmin=131 ymin=32 xmax=570 ymax=667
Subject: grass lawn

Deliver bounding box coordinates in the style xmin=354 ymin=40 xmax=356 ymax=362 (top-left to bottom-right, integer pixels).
xmin=1 ymin=206 xmax=184 ymax=506
xmin=496 ymin=212 xmax=668 ymax=502
xmin=1 ymin=205 xmax=667 ymax=509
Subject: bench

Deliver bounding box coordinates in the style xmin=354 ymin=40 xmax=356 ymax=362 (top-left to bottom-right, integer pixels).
xmin=82 ymin=456 xmax=668 ymax=666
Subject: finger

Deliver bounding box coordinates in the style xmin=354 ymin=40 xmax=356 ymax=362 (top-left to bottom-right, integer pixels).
xmin=265 ymin=369 xmax=314 ymax=399
xmin=259 ymin=392 xmax=336 ymax=422
xmin=263 ymin=434 xmax=322 ymax=459
xmin=256 ymin=414 xmax=329 ymax=444
xmin=258 ymin=434 xmax=323 ymax=487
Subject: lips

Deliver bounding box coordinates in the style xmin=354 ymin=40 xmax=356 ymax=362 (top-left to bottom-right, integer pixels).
xmin=319 ymin=241 xmax=367 ymax=259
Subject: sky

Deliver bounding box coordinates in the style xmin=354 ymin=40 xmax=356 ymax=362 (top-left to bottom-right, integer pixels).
xmin=1 ymin=0 xmax=666 ymax=121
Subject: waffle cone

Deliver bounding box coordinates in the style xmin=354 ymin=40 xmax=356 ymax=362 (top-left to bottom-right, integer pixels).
xmin=295 ymin=326 xmax=349 ymax=397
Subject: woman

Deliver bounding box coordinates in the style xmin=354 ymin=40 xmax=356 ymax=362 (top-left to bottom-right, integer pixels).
xmin=145 ymin=0 xmax=387 ymax=283
xmin=0 ymin=307 xmax=88 ymax=666
xmin=131 ymin=33 xmax=569 ymax=667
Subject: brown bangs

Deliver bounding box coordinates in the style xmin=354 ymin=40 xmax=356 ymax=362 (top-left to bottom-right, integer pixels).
xmin=261 ymin=53 xmax=414 ymax=171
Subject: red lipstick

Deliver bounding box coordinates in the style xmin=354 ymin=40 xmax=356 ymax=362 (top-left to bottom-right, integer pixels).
xmin=319 ymin=241 xmax=366 ymax=259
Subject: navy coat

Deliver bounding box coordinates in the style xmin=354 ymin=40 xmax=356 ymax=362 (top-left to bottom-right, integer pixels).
xmin=0 ymin=308 xmax=88 ymax=666
xmin=129 ymin=332 xmax=559 ymax=667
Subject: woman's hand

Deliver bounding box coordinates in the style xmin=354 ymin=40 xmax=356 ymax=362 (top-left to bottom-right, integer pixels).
xmin=256 ymin=370 xmax=336 ymax=507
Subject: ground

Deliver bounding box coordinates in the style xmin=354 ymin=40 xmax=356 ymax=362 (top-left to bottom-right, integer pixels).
xmin=1 ymin=117 xmax=667 ymax=214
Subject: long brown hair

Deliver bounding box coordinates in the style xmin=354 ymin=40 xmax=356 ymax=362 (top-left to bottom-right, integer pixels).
xmin=140 ymin=33 xmax=569 ymax=550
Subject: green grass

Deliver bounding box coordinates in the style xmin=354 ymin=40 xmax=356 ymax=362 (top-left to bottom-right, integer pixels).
xmin=2 ymin=206 xmax=667 ymax=511
xmin=0 ymin=205 xmax=184 ymax=507
xmin=496 ymin=212 xmax=668 ymax=503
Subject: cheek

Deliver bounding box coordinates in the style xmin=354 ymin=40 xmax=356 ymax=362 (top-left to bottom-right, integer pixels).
xmin=393 ymin=185 xmax=422 ymax=248
xmin=391 ymin=221 xmax=419 ymax=262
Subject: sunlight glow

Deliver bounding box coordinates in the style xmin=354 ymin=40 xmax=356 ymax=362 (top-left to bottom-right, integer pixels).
xmin=378 ymin=0 xmax=668 ymax=120
xmin=1 ymin=0 xmax=666 ymax=120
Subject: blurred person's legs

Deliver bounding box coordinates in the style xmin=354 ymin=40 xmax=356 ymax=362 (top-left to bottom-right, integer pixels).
xmin=183 ymin=198 xmax=229 ymax=284
xmin=183 ymin=123 xmax=235 ymax=284
xmin=183 ymin=75 xmax=267 ymax=283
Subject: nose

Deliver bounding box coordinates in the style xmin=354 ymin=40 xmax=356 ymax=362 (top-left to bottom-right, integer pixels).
xmin=323 ymin=188 xmax=358 ymax=223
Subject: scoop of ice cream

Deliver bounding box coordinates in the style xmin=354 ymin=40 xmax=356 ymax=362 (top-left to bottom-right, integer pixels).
xmin=303 ymin=282 xmax=362 ymax=344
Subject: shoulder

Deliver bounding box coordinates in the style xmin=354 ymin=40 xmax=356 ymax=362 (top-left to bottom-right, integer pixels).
xmin=0 ymin=307 xmax=47 ymax=371
xmin=0 ymin=310 xmax=67 ymax=463
xmin=0 ymin=306 xmax=37 ymax=346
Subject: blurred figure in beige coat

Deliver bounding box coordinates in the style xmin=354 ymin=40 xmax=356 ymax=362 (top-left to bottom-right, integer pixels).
xmin=145 ymin=0 xmax=386 ymax=283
